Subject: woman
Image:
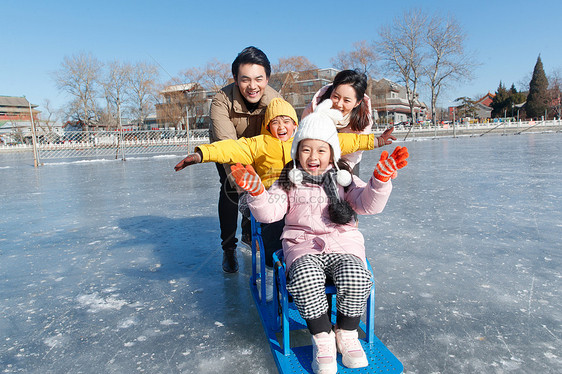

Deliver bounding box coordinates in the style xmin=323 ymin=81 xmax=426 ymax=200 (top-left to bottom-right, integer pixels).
xmin=302 ymin=69 xmax=383 ymax=173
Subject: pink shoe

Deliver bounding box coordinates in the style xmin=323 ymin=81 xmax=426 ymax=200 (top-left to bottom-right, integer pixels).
xmin=311 ymin=330 xmax=337 ymax=374
xmin=335 ymin=328 xmax=368 ymax=368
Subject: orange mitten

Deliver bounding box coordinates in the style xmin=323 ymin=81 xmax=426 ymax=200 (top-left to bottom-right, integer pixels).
xmin=373 ymin=146 xmax=409 ymax=182
xmin=231 ymin=163 xmax=265 ymax=196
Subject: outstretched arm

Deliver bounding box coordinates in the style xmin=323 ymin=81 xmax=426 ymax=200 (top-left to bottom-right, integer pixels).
xmin=174 ymin=150 xmax=202 ymax=171
xmin=339 ymin=126 xmax=397 ymax=155
xmin=173 ymin=137 xmax=256 ymax=172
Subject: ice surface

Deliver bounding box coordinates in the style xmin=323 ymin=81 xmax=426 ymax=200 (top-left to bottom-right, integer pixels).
xmin=1 ymin=133 xmax=561 ymax=373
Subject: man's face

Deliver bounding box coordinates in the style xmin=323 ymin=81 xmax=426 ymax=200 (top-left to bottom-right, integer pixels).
xmin=235 ymin=63 xmax=268 ymax=104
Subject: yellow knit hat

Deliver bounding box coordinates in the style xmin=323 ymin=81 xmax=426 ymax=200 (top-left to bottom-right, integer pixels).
xmin=263 ymin=98 xmax=298 ymax=130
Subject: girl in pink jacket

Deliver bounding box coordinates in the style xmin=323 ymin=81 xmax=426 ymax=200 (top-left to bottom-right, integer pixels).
xmin=231 ymin=100 xmax=409 ymax=373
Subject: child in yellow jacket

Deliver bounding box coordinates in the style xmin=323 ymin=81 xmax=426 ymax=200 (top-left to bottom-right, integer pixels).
xmin=174 ymin=98 xmax=395 ymax=189
xmin=174 ymin=98 xmax=395 ymax=267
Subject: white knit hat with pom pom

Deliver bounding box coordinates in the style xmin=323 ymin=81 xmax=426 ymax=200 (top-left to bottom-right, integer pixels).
xmin=290 ymin=99 xmax=352 ymax=186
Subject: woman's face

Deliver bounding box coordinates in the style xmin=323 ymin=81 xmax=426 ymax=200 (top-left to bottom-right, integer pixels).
xmin=330 ymin=84 xmax=360 ymax=117
xmin=297 ymin=139 xmax=332 ymax=176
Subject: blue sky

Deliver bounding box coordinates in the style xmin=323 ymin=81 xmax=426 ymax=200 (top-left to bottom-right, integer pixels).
xmin=3 ymin=0 xmax=561 ymax=116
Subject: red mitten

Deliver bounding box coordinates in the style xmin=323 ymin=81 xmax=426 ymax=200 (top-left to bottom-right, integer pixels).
xmin=377 ymin=126 xmax=397 ymax=147
xmin=373 ymin=146 xmax=409 ymax=182
xmin=231 ymin=163 xmax=265 ymax=196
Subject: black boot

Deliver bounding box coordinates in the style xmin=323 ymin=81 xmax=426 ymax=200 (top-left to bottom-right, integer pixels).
xmin=222 ymin=248 xmax=238 ymax=273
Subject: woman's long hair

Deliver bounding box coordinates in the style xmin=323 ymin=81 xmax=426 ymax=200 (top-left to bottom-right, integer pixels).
xmin=319 ymin=70 xmax=370 ymax=132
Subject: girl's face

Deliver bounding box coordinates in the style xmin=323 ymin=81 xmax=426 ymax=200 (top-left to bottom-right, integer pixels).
xmin=330 ymin=84 xmax=360 ymax=117
xmin=268 ymin=115 xmax=297 ymax=141
xmin=298 ymin=139 xmax=332 ymax=176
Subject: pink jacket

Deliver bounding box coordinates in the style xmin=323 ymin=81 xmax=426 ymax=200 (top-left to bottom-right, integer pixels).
xmin=302 ymin=84 xmax=374 ymax=167
xmin=248 ymin=173 xmax=392 ymax=271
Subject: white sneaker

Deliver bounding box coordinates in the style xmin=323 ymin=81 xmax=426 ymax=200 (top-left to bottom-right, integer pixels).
xmin=311 ymin=331 xmax=337 ymax=374
xmin=335 ymin=328 xmax=368 ymax=368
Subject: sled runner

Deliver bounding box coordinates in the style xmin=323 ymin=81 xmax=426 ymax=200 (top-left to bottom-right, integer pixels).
xmin=249 ymin=215 xmax=404 ymax=373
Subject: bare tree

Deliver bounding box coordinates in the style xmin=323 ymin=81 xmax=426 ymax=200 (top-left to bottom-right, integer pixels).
xmin=274 ymin=56 xmax=317 ymax=74
xmin=157 ymin=84 xmax=188 ymax=130
xmin=180 ymin=59 xmax=230 ymax=92
xmin=200 ymin=59 xmax=230 ymax=92
xmin=425 ymin=14 xmax=475 ymax=125
xmin=163 ymin=59 xmax=229 ymax=129
xmin=54 ymin=52 xmax=103 ymax=129
xmin=378 ymin=9 xmax=428 ymax=124
xmin=37 ymin=99 xmax=58 ymax=132
xmin=548 ymin=68 xmax=562 ymax=119
xmin=272 ymin=56 xmax=318 ymax=104
xmin=101 ymin=60 xmax=132 ymax=129
xmin=127 ymin=62 xmax=160 ymax=129
xmin=331 ymin=41 xmax=378 ymax=79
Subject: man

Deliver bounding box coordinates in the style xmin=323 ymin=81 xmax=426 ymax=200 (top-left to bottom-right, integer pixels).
xmin=177 ymin=46 xmax=280 ymax=273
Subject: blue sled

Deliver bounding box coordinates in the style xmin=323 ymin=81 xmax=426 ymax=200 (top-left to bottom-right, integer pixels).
xmin=249 ymin=215 xmax=404 ymax=373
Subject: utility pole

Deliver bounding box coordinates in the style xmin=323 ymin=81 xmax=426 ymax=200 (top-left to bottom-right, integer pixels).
xmin=28 ymin=100 xmax=41 ymax=167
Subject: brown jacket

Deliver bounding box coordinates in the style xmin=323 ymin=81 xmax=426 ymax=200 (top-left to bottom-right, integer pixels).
xmin=209 ymin=83 xmax=281 ymax=143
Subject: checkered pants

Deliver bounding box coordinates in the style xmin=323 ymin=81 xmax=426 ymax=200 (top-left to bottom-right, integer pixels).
xmin=286 ymin=253 xmax=373 ymax=321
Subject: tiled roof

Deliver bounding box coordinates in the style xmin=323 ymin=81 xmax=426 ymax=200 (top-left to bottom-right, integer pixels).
xmin=0 ymin=96 xmax=32 ymax=108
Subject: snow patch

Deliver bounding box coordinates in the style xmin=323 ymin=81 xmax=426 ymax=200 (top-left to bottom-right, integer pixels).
xmin=44 ymin=333 xmax=66 ymax=348
xmin=77 ymin=293 xmax=128 ymax=313
xmin=118 ymin=317 xmax=137 ymax=329
xmin=544 ymin=351 xmax=558 ymax=359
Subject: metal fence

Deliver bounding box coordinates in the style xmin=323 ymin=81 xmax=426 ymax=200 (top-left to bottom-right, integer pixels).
xmin=29 ymin=129 xmax=209 ymax=161
xmin=1 ymin=120 xmax=561 ymax=166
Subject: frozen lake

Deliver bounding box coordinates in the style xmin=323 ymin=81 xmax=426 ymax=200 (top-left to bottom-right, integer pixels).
xmin=1 ymin=132 xmax=561 ymax=373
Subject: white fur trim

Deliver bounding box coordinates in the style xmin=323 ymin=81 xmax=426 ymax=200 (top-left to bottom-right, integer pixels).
xmin=336 ymin=169 xmax=352 ymax=187
xmin=288 ymin=168 xmax=303 ymax=184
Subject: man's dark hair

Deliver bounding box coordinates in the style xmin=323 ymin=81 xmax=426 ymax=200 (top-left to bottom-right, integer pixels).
xmin=232 ymin=46 xmax=272 ymax=80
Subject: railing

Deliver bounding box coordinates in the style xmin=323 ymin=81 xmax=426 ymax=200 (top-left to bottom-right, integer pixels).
xmin=0 ymin=129 xmax=209 ymax=161
xmin=1 ymin=119 xmax=560 ymax=164
xmin=377 ymin=118 xmax=562 ymax=138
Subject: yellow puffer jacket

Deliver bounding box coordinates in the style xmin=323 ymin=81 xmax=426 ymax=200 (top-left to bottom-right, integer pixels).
xmin=197 ymin=123 xmax=375 ymax=189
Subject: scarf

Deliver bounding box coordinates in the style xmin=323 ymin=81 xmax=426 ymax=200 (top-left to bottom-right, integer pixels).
xmin=335 ymin=113 xmax=351 ymax=129
xmin=301 ymin=168 xmax=356 ymax=225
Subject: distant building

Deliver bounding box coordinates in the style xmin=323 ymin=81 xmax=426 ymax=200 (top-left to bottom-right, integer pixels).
xmin=0 ymin=96 xmax=39 ymax=127
xmin=473 ymin=92 xmax=494 ymax=119
xmin=156 ymin=83 xmax=213 ymax=130
xmin=0 ymin=96 xmax=41 ymax=144
xmin=448 ymin=92 xmax=494 ymax=122
xmin=270 ymin=68 xmax=340 ymax=119
xmin=369 ymin=78 xmax=427 ymax=125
